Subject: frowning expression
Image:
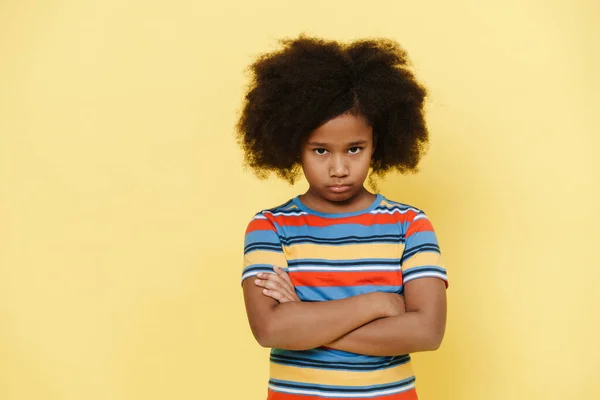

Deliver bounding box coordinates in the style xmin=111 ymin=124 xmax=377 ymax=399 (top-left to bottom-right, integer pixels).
xmin=300 ymin=113 xmax=375 ymax=204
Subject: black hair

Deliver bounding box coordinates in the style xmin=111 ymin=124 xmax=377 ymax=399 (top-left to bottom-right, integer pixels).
xmin=236 ymin=35 xmax=429 ymax=183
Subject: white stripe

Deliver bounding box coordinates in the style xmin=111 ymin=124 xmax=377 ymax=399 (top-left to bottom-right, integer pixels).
xmin=370 ymin=207 xmax=419 ymax=215
xmin=264 ymin=211 xmax=309 ymax=217
xmin=262 ymin=208 xmax=420 ymax=217
xmin=268 ymin=381 xmax=415 ymax=398
xmin=412 ymin=213 xmax=428 ymax=221
xmin=287 ymin=265 xmax=401 ymax=272
xmin=404 ymin=272 xmax=447 ymax=282
xmin=253 ymin=214 xmax=267 ymax=220
xmin=241 ymin=271 xmax=261 ymax=281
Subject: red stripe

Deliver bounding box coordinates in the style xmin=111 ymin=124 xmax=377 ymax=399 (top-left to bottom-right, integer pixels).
xmin=246 ymin=218 xmax=275 ymax=234
xmin=290 ymin=271 xmax=403 ymax=287
xmin=406 ymin=218 xmax=434 ymax=237
xmin=267 ymin=211 xmax=417 ymax=228
xmin=267 ymin=388 xmax=418 ymax=400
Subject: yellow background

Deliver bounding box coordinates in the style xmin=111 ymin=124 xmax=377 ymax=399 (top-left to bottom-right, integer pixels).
xmin=1 ymin=1 xmax=598 ymax=399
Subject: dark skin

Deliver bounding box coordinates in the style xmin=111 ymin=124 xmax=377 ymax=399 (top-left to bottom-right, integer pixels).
xmin=298 ymin=113 xmax=376 ymax=214
xmin=242 ymin=114 xmax=447 ymax=355
xmin=253 ymin=267 xmax=446 ymax=356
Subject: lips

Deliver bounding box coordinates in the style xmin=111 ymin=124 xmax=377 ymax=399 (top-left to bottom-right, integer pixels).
xmin=327 ymin=185 xmax=352 ymax=193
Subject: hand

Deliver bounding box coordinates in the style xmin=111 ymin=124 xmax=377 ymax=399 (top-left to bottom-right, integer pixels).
xmin=254 ymin=266 xmax=300 ymax=303
xmin=381 ymin=292 xmax=406 ymax=318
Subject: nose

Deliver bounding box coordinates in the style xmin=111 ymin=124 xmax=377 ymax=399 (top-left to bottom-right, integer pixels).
xmin=329 ymin=154 xmax=349 ymax=178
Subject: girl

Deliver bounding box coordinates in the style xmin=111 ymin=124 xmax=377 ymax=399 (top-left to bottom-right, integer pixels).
xmin=237 ymin=35 xmax=448 ymax=400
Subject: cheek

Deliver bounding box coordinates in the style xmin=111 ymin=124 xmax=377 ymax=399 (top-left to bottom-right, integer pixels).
xmin=300 ymin=155 xmax=320 ymax=179
xmin=356 ymin=151 xmax=372 ymax=169
xmin=353 ymin=155 xmax=372 ymax=180
xmin=305 ymin=162 xmax=322 ymax=177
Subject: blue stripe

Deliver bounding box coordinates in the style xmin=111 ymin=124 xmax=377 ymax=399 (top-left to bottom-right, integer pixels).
xmin=241 ymin=265 xmax=276 ymax=279
xmin=270 ymin=353 xmax=410 ymax=371
xmin=268 ymin=209 xmax=306 ymax=217
xmin=296 ymin=285 xmax=402 ymax=301
xmin=244 ymin=243 xmax=283 ymax=253
xmin=401 ymin=244 xmax=440 ymax=263
xmin=262 ymin=199 xmax=295 ymax=213
xmin=245 ymin=229 xmax=280 ymax=244
xmin=271 ymin=347 xmax=404 ymax=364
xmin=288 ymin=258 xmax=401 ymax=267
xmin=281 ymin=234 xmax=405 ymax=246
xmin=403 ymin=266 xmax=446 ymax=275
xmin=405 ymin=231 xmax=439 ymax=245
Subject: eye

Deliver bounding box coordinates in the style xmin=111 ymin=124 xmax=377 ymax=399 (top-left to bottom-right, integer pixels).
xmin=313 ymin=148 xmax=328 ymax=155
xmin=348 ymin=146 xmax=362 ymax=154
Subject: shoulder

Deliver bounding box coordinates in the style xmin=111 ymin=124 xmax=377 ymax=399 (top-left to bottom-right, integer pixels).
xmin=376 ymin=195 xmax=426 ymax=222
xmin=244 ymin=198 xmax=298 ymax=233
xmin=250 ymin=198 xmax=302 ymax=221
xmin=259 ymin=198 xmax=301 ymax=216
xmin=379 ymin=196 xmax=440 ymax=246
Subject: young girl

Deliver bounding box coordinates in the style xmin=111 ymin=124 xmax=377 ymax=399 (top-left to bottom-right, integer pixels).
xmin=237 ymin=35 xmax=448 ymax=400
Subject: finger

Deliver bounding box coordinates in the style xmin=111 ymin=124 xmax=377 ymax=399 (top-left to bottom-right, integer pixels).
xmin=255 ymin=277 xmax=295 ymax=300
xmin=256 ymin=273 xmax=286 ymax=289
xmin=258 ymin=279 xmax=300 ymax=303
xmin=257 ymin=273 xmax=296 ymax=299
xmin=272 ymin=268 xmax=299 ymax=301
xmin=268 ymin=270 xmax=295 ymax=295
xmin=262 ymin=288 xmax=293 ymax=303
xmin=273 ymin=266 xmax=295 ymax=288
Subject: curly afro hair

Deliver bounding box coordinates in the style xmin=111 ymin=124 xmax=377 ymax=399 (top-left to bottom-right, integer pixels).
xmin=236 ymin=35 xmax=429 ymax=183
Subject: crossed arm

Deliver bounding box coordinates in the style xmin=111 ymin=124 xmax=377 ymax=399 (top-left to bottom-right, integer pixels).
xmin=242 ymin=267 xmax=447 ymax=356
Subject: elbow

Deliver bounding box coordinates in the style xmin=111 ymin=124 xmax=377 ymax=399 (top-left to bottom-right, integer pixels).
xmin=248 ymin=304 xmax=311 ymax=351
xmin=252 ymin=321 xmax=276 ymax=348
xmin=249 ymin=303 xmax=282 ymax=348
xmin=254 ymin=329 xmax=307 ymax=351
xmin=422 ymin=327 xmax=445 ymax=351
xmin=411 ymin=310 xmax=445 ymax=351
xmin=257 ymin=337 xmax=274 ymax=349
xmin=254 ymin=333 xmax=270 ymax=348
xmin=252 ymin=318 xmax=289 ymax=349
xmin=425 ymin=335 xmax=443 ymax=351
xmin=252 ymin=322 xmax=310 ymax=351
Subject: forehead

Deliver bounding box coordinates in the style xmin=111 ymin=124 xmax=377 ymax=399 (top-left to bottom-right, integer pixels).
xmin=307 ymin=114 xmax=373 ymax=144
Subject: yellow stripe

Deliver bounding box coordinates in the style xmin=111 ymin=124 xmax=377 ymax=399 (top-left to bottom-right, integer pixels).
xmin=284 ymin=243 xmax=403 ymax=261
xmin=270 ymin=361 xmax=413 ymax=386
xmin=402 ymin=252 xmax=444 ymax=271
xmin=244 ymin=250 xmax=288 ymax=268
xmin=379 ymin=199 xmax=397 ymax=208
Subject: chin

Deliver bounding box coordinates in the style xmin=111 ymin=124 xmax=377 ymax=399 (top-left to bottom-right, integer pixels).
xmin=322 ymin=189 xmax=358 ymax=203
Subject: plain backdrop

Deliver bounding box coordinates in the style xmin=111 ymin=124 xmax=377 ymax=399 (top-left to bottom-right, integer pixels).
xmin=0 ymin=1 xmax=599 ymax=399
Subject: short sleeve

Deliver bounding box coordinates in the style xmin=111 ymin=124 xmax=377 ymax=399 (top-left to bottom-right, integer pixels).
xmin=401 ymin=210 xmax=448 ymax=287
xmin=241 ymin=213 xmax=288 ymax=283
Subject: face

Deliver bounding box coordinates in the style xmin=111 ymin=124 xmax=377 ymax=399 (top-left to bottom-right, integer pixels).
xmin=300 ymin=113 xmax=375 ymax=206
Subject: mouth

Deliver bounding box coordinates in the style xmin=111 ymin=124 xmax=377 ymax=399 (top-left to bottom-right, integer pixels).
xmin=327 ymin=184 xmax=352 ymax=193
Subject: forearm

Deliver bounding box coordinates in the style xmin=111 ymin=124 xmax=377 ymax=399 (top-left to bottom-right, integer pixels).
xmin=258 ymin=292 xmax=388 ymax=351
xmin=326 ymin=312 xmax=444 ymax=356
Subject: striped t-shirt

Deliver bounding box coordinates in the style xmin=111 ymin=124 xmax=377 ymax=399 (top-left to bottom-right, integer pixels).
xmin=242 ymin=194 xmax=448 ymax=400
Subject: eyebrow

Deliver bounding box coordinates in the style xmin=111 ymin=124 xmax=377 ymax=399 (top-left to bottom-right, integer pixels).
xmin=308 ymin=140 xmax=368 ymax=146
xmin=347 ymin=140 xmax=367 ymax=146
